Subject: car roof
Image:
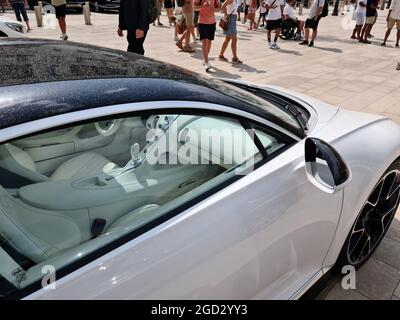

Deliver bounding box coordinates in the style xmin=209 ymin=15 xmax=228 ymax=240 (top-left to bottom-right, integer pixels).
xmin=0 ymin=39 xmax=304 ymax=137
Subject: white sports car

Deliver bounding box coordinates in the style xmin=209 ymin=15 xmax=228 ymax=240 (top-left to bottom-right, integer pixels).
xmin=0 ymin=15 xmax=25 ymax=38
xmin=0 ymin=39 xmax=399 ymax=300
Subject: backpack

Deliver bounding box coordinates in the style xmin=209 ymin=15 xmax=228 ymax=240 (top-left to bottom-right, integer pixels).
xmin=321 ymin=0 xmax=329 ymax=17
xmin=177 ymin=0 xmax=186 ymax=7
xmin=148 ymin=0 xmax=158 ymax=24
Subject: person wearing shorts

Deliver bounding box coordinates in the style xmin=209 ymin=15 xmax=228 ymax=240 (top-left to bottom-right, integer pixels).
xmin=284 ymin=0 xmax=304 ymax=37
xmin=9 ymin=0 xmax=32 ymax=31
xmin=164 ymin=0 xmax=175 ymax=26
xmin=52 ymin=0 xmax=68 ymax=40
xmin=381 ymin=0 xmax=400 ymax=47
xmin=176 ymin=0 xmax=196 ymax=52
xmin=359 ymin=0 xmax=378 ymax=43
xmin=265 ymin=0 xmax=284 ymax=49
xmin=195 ymin=0 xmax=220 ymax=71
xmin=219 ymin=0 xmax=243 ymax=64
xmin=351 ymin=0 xmax=366 ymax=39
xmin=299 ymin=0 xmax=325 ymax=47
xmin=257 ymin=0 xmax=267 ymax=27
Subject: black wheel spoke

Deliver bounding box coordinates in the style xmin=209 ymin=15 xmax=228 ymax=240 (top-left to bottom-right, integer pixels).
xmin=347 ymin=169 xmax=400 ymax=265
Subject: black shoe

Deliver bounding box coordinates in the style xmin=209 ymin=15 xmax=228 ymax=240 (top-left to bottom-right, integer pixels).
xmin=381 ymin=42 xmax=386 ymax=46
xmin=308 ymin=41 xmax=314 ymax=47
xmin=299 ymin=40 xmax=309 ymax=45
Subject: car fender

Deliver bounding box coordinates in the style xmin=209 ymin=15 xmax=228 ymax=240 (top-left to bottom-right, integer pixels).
xmin=311 ymin=111 xmax=400 ymax=269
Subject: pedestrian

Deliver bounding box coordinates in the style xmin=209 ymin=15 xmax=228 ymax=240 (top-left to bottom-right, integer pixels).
xmin=51 ymin=0 xmax=68 ymax=40
xmin=165 ymin=0 xmax=175 ymax=25
xmin=351 ymin=0 xmax=366 ymax=39
xmin=118 ymin=0 xmax=149 ymax=55
xmin=194 ymin=0 xmax=221 ymax=71
xmin=176 ymin=0 xmax=196 ymax=52
xmin=381 ymin=0 xmax=400 ymax=47
xmin=153 ymin=0 xmax=163 ymax=26
xmin=257 ymin=0 xmax=267 ymax=28
xmin=9 ymin=0 xmax=31 ymax=31
xmin=247 ymin=0 xmax=257 ymax=30
xmin=284 ymin=0 xmax=304 ymax=38
xmin=339 ymin=0 xmax=348 ymax=15
xmin=359 ymin=0 xmax=378 ymax=43
xmin=265 ymin=0 xmax=284 ymax=49
xmin=299 ymin=0 xmax=326 ymax=47
xmin=243 ymin=0 xmax=250 ymax=23
xmin=219 ymin=0 xmax=243 ymax=63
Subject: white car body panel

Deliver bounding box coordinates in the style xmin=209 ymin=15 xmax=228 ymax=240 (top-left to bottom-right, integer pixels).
xmin=0 ymin=16 xmax=25 ymax=38
xmin=1 ymin=87 xmax=396 ymax=300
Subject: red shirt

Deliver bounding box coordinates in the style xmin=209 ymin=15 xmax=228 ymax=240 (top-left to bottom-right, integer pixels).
xmin=195 ymin=0 xmax=221 ymax=24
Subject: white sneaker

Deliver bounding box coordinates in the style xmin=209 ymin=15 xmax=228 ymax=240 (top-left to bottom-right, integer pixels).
xmin=203 ymin=62 xmax=211 ymax=72
xmin=60 ymin=34 xmax=68 ymax=41
xmin=273 ymin=42 xmax=280 ymax=49
xmin=268 ymin=42 xmax=273 ymax=49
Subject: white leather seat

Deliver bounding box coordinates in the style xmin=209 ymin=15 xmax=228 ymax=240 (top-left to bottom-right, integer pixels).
xmin=106 ymin=204 xmax=160 ymax=234
xmin=0 ymin=144 xmax=118 ymax=182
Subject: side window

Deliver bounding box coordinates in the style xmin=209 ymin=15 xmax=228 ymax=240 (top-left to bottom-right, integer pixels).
xmin=0 ymin=112 xmax=292 ymax=295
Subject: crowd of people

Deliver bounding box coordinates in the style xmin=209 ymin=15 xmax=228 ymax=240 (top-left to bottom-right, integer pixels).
xmin=118 ymin=0 xmax=336 ymax=71
xmin=3 ymin=0 xmax=399 ymax=71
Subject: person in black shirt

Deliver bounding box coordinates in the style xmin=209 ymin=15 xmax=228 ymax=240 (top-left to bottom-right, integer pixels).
xmin=359 ymin=0 xmax=378 ymax=43
xmin=118 ymin=0 xmax=149 ymax=55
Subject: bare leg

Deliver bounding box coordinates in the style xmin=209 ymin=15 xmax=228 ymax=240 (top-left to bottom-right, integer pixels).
xmin=396 ymin=29 xmax=400 ymax=46
xmin=220 ymin=36 xmax=231 ymax=57
xmin=382 ymin=28 xmax=392 ymax=45
xmin=231 ymin=35 xmax=238 ymax=59
xmin=58 ymin=17 xmax=66 ymax=34
xmin=311 ymin=29 xmax=318 ymax=41
xmin=304 ymin=27 xmax=310 ymax=41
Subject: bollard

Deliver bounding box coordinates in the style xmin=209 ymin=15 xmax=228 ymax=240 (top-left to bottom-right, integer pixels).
xmin=298 ymin=2 xmax=304 ymax=15
xmin=34 ymin=6 xmax=43 ymax=27
xmin=38 ymin=1 xmax=43 ymax=13
xmin=83 ymin=2 xmax=91 ymax=25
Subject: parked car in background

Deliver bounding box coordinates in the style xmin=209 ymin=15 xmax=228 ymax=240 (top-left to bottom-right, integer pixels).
xmin=89 ymin=0 xmax=120 ymax=12
xmin=0 ymin=15 xmax=25 ymax=37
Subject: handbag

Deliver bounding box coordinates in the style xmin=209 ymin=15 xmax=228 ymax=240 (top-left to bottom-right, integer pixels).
xmin=219 ymin=0 xmax=236 ymax=30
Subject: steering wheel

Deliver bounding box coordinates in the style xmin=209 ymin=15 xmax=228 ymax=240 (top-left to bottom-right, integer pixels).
xmin=95 ymin=119 xmax=121 ymax=137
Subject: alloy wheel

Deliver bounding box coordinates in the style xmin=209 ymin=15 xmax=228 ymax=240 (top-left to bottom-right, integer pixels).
xmin=347 ymin=170 xmax=400 ymax=265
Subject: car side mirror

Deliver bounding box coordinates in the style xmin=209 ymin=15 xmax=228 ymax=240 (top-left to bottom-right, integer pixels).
xmin=304 ymin=138 xmax=351 ymax=194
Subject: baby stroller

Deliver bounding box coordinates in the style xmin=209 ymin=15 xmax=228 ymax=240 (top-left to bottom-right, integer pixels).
xmin=280 ymin=19 xmax=302 ymax=41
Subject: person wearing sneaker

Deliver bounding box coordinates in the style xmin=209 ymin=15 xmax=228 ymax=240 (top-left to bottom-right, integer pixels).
xmin=299 ymin=0 xmax=325 ymax=47
xmin=219 ymin=0 xmax=243 ymax=64
xmin=118 ymin=0 xmax=149 ymax=55
xmin=265 ymin=0 xmax=284 ymax=49
xmin=176 ymin=0 xmax=196 ymax=52
xmin=351 ymin=0 xmax=366 ymax=40
xmin=257 ymin=0 xmax=267 ymax=28
xmin=51 ymin=0 xmax=68 ymax=40
xmin=381 ymin=0 xmax=400 ymax=47
xmin=195 ymin=0 xmax=221 ymax=71
xmin=359 ymin=0 xmax=378 ymax=43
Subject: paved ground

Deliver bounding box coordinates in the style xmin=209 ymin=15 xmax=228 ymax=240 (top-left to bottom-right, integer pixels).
xmin=2 ymin=6 xmax=400 ymax=300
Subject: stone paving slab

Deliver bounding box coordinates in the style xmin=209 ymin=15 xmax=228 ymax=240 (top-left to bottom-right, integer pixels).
xmin=2 ymin=6 xmax=400 ymax=300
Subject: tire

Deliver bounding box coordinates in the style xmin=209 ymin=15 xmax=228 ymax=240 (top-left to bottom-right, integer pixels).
xmin=337 ymin=158 xmax=400 ymax=269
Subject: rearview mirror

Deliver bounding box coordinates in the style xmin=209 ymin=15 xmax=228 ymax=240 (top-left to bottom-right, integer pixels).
xmin=304 ymin=138 xmax=351 ymax=194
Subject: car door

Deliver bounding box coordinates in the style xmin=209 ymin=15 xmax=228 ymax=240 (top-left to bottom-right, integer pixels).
xmin=0 ymin=102 xmax=345 ymax=300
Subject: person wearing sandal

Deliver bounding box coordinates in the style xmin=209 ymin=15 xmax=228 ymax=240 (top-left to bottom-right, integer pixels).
xmin=176 ymin=0 xmax=196 ymax=53
xmin=219 ymin=0 xmax=243 ymax=64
